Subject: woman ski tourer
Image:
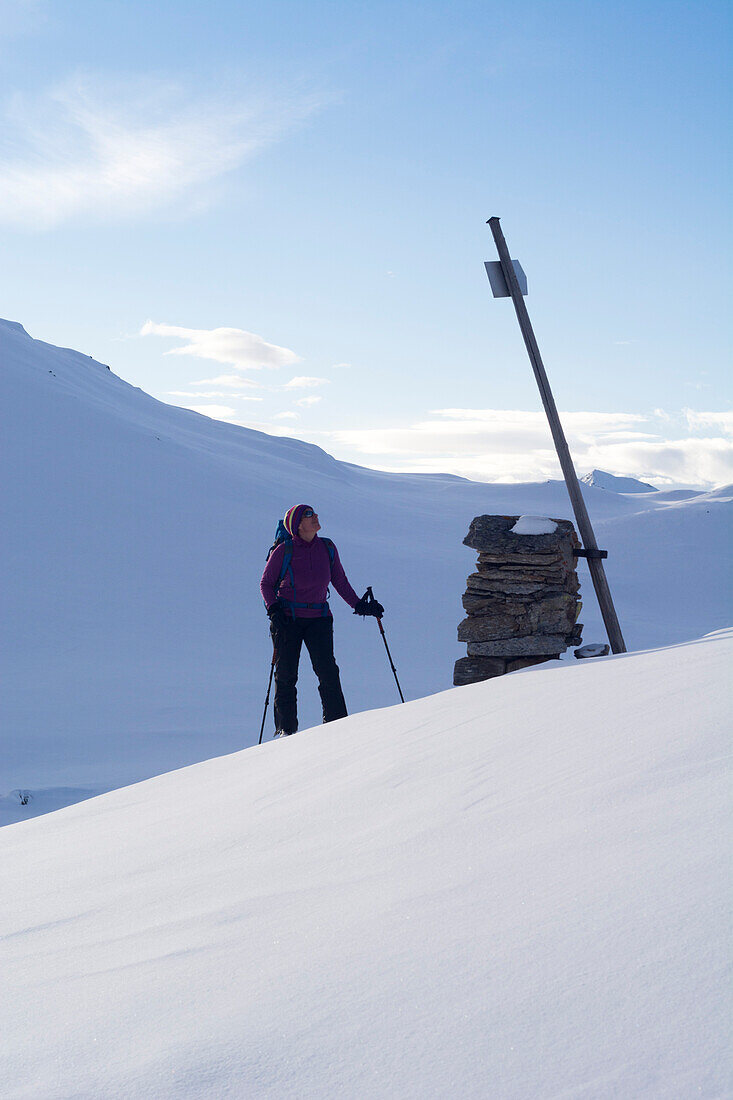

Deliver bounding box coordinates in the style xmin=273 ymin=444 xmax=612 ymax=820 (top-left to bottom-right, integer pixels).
xmin=260 ymin=504 xmax=383 ymax=738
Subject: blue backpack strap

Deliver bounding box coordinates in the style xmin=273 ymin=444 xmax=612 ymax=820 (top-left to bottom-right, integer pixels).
xmin=278 ymin=541 xmax=295 ymax=587
xmin=319 ymin=537 xmax=335 ymax=615
xmin=321 ymin=537 xmax=335 ymax=570
xmin=271 ymin=538 xmax=295 ymax=618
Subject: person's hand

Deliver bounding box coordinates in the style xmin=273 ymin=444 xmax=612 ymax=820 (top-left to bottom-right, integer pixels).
xmin=267 ymin=604 xmax=288 ymax=636
xmin=354 ymin=595 xmax=384 ymax=618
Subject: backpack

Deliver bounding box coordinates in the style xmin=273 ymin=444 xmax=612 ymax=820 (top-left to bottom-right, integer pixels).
xmin=266 ymin=521 xmax=335 ymax=611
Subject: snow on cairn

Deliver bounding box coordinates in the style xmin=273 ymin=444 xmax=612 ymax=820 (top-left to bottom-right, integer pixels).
xmin=510 ymin=515 xmax=558 ymax=535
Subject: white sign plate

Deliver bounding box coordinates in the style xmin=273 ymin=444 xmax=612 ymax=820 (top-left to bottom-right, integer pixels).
xmin=485 ymin=259 xmax=528 ymax=298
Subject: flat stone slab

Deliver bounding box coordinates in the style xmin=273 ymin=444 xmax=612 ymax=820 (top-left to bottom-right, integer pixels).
xmin=453 ymin=656 xmax=506 ymax=685
xmin=477 ymin=551 xmax=565 ymax=565
xmin=465 ymin=573 xmax=552 ymax=597
xmin=467 ymin=635 xmax=569 ymax=657
xmin=458 ymin=614 xmax=529 ymax=642
xmin=464 ymin=514 xmax=579 ymax=554
xmin=474 ymin=564 xmax=569 ymax=584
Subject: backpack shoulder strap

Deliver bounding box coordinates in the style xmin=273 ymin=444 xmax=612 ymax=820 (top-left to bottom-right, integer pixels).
xmin=277 ymin=538 xmax=294 ymax=587
xmin=321 ymin=537 xmax=335 ymax=571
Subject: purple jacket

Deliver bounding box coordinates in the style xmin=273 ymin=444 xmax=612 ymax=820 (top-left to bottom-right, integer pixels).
xmin=260 ymin=534 xmax=359 ymax=618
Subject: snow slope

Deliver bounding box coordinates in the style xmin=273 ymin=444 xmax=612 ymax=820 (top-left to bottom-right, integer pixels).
xmin=1 ymin=631 xmax=730 ymax=1099
xmin=2 ymin=318 xmax=732 ymax=823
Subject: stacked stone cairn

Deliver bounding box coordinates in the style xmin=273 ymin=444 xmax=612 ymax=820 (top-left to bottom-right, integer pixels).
xmin=454 ymin=514 xmax=583 ymax=686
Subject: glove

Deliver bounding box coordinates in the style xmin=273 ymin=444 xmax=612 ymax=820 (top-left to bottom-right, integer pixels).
xmin=354 ymin=594 xmax=384 ymax=618
xmin=267 ymin=603 xmax=288 ymax=636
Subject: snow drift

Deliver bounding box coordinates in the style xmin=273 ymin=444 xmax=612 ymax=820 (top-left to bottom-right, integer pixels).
xmin=1 ymin=631 xmax=730 ymax=1098
xmin=2 ymin=318 xmax=732 ymax=824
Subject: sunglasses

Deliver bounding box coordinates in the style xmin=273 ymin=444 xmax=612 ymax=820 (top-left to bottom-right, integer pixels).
xmin=302 ymin=508 xmax=316 ymax=518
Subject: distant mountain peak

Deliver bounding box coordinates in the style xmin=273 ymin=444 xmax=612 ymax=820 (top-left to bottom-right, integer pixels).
xmin=580 ymin=469 xmax=657 ymax=493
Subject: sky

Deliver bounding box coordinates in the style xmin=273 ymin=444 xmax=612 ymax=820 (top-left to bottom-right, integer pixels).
xmin=1 ymin=0 xmax=731 ymax=487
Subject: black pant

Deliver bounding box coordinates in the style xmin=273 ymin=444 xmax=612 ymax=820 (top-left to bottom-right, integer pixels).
xmin=272 ymin=616 xmax=347 ymax=734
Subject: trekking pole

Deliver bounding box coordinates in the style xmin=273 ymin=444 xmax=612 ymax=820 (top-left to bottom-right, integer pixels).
xmin=364 ymin=587 xmax=405 ymax=703
xmin=258 ymin=650 xmax=276 ymax=744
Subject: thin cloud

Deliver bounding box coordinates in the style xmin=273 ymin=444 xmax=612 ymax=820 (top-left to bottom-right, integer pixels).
xmin=582 ymin=437 xmax=732 ymax=487
xmin=274 ymin=412 xmax=300 ymax=420
xmin=310 ymin=408 xmax=732 ymax=488
xmin=295 ymin=395 xmax=322 ymax=407
xmin=325 ymin=410 xmax=650 ymax=456
xmin=190 ymin=374 xmax=262 ymax=388
xmin=432 ymin=409 xmax=648 ymax=431
xmin=0 ymin=74 xmax=324 ymax=228
xmin=684 ymin=410 xmax=733 ymax=435
xmin=587 ymin=431 xmax=658 ymax=442
xmin=166 ymin=390 xmax=262 ymax=401
xmin=141 ymin=321 xmax=300 ymax=371
xmin=283 ymin=376 xmax=329 ymax=389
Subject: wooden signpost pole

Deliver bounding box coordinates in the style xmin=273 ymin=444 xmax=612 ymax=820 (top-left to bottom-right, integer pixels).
xmin=486 ymin=216 xmax=626 ymax=654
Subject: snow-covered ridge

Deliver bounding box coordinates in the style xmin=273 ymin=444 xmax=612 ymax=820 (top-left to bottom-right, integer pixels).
xmin=2 ymin=319 xmax=732 ymax=825
xmin=0 ymin=318 xmax=31 ymax=338
xmin=2 ymin=631 xmax=730 ymax=1097
xmin=580 ymin=468 xmax=657 ymax=493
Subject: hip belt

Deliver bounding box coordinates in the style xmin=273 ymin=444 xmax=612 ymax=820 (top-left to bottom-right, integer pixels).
xmin=286 ymin=600 xmax=330 ymax=617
